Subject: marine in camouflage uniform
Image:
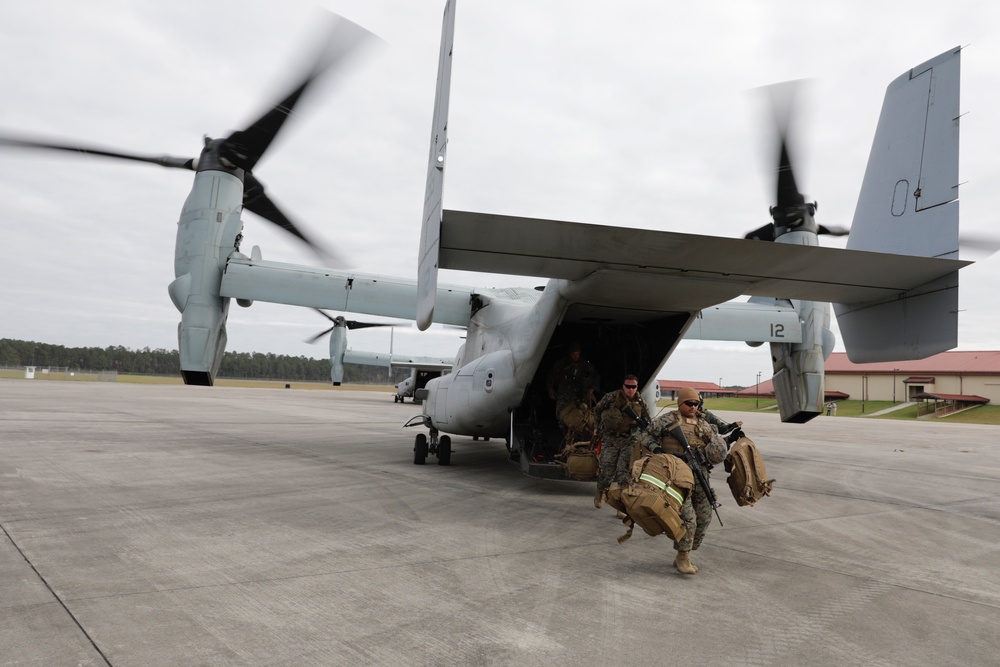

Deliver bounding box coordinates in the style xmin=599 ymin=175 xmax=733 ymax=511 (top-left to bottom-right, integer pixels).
xmin=546 ymin=342 xmax=600 ymax=437
xmin=648 ymin=387 xmax=731 ymax=575
xmin=593 ymin=374 xmax=650 ymax=500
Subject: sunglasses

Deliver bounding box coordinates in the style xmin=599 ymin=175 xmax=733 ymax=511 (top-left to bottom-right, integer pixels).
xmin=623 ymin=384 xmax=638 ymax=389
xmin=682 ymin=400 xmax=700 ymax=407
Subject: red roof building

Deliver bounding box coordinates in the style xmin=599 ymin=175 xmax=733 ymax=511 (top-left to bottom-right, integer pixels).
xmin=824 ymin=350 xmax=998 ymax=406
xmin=657 ymin=380 xmax=733 ymax=400
xmin=662 ymin=351 xmax=998 ymax=412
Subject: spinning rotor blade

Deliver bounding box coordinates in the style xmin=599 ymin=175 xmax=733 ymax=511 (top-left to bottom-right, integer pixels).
xmin=242 ymin=172 xmax=344 ymax=266
xmin=305 ymin=326 xmax=337 ymax=345
xmin=2 ymin=12 xmax=375 ymax=265
xmin=775 ymin=138 xmax=804 ymax=210
xmin=768 ymin=82 xmax=810 ymax=221
xmin=346 ymin=321 xmax=398 ymax=330
xmin=0 ymin=133 xmax=195 ymax=170
xmin=745 ymin=81 xmax=820 ymax=241
xmin=744 ymin=222 xmax=775 ymax=242
xmin=958 ymin=233 xmax=1000 ymax=257
xmin=221 ymin=15 xmax=372 ymax=172
xmin=307 ymin=309 xmax=403 ymax=343
xmin=817 ymin=224 xmax=849 ymax=237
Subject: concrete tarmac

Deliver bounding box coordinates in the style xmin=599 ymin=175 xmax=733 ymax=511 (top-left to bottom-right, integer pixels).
xmin=1 ymin=379 xmax=998 ymax=666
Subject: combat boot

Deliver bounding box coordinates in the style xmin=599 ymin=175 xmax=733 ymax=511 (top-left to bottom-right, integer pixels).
xmin=594 ymin=487 xmax=605 ymax=509
xmin=674 ymin=550 xmax=698 ymax=575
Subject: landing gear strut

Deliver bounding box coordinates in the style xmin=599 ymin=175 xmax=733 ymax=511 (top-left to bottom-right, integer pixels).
xmin=412 ymin=427 xmax=451 ymax=466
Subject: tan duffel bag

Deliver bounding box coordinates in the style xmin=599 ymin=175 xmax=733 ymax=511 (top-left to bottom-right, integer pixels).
xmin=615 ymin=453 xmax=694 ymax=543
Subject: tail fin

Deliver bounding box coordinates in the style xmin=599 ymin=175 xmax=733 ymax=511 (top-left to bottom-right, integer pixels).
xmin=417 ymin=0 xmax=457 ymax=330
xmin=834 ymin=47 xmax=962 ymax=362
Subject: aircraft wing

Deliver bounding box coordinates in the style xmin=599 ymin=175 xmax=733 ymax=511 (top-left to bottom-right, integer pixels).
xmin=438 ymin=209 xmax=970 ymax=307
xmin=220 ymin=256 xmax=476 ymax=326
xmin=344 ymin=350 xmax=453 ymax=370
xmin=683 ymin=301 xmax=803 ymax=343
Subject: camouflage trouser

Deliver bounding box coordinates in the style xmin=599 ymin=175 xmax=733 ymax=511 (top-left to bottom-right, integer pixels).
xmin=674 ymin=481 xmax=714 ymax=552
xmin=597 ymin=434 xmax=636 ymax=490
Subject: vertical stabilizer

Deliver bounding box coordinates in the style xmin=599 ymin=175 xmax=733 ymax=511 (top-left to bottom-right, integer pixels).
xmin=417 ymin=0 xmax=456 ymax=330
xmin=835 ymin=47 xmax=962 ymax=362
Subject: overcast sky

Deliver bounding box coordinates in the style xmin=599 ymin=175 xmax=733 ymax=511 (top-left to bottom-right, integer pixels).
xmin=1 ymin=0 xmax=997 ymax=387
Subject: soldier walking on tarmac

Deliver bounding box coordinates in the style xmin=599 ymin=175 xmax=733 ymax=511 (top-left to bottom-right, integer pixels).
xmin=649 ymin=387 xmax=735 ymax=575
xmin=593 ymin=374 xmax=650 ymax=508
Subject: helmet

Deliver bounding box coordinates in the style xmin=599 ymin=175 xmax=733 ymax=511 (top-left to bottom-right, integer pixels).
xmin=678 ymin=387 xmax=700 ymax=405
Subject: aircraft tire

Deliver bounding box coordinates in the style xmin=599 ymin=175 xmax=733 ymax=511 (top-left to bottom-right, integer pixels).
xmin=413 ymin=433 xmax=428 ymax=465
xmin=438 ymin=435 xmax=452 ymax=466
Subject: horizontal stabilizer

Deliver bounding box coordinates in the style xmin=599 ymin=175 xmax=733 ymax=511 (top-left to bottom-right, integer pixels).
xmin=835 ymin=272 xmax=959 ymax=363
xmin=440 ymin=209 xmax=969 ymax=306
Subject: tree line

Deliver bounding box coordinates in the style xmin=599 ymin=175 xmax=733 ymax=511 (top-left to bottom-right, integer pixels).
xmin=0 ymin=339 xmax=406 ymax=385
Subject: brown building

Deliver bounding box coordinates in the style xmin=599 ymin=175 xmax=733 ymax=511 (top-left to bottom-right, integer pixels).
xmin=823 ymin=350 xmax=999 ymax=405
xmin=733 ymin=351 xmax=997 ymax=416
xmin=657 ymin=380 xmax=733 ymax=401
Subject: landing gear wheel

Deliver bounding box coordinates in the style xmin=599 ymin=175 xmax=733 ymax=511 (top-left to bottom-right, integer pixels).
xmin=394 ymin=395 xmax=399 ymax=403
xmin=413 ymin=433 xmax=428 ymax=465
xmin=437 ymin=435 xmax=452 ymax=466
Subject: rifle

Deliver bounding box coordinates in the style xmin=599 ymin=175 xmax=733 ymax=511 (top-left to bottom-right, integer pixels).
xmin=667 ymin=423 xmax=723 ymax=526
xmin=623 ymin=404 xmax=650 ymax=431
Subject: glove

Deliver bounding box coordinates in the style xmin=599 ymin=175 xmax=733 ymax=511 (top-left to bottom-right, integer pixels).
xmin=652 ymin=446 xmax=665 ymax=455
xmin=725 ymin=429 xmax=745 ymax=445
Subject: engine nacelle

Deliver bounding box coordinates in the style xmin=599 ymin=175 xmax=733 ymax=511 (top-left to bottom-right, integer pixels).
xmin=769 ymin=297 xmax=832 ymax=423
xmin=170 ymin=170 xmax=244 ymax=386
xmin=329 ymin=326 xmax=347 ymax=385
xmin=765 ymin=226 xmax=833 ymax=424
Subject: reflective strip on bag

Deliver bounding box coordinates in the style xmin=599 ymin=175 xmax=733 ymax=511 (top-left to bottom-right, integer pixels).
xmin=639 ymin=473 xmax=666 ymax=490
xmin=639 ymin=473 xmax=684 ymax=505
xmin=665 ymin=485 xmax=684 ymax=505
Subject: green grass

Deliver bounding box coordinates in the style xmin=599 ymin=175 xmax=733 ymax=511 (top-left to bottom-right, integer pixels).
xmin=935 ymin=404 xmax=1000 ymax=425
xmin=657 ymin=396 xmax=1000 ymax=426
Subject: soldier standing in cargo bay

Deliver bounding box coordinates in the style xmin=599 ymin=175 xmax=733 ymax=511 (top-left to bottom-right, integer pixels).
xmin=546 ymin=342 xmax=600 ymax=434
xmin=593 ymin=374 xmax=650 ymax=508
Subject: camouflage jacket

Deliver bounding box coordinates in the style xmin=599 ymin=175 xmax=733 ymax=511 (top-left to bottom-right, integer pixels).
xmin=648 ymin=410 xmax=728 ymax=466
xmin=546 ymin=357 xmax=600 ymax=400
xmin=594 ymin=389 xmax=649 ymax=436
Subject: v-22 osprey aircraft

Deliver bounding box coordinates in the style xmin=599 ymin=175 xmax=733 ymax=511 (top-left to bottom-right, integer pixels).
xmin=1 ymin=1 xmax=969 ymax=478
xmin=231 ymin=2 xmax=967 ymax=477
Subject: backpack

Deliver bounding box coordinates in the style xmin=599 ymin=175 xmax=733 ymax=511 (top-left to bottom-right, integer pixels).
xmin=723 ymin=436 xmax=775 ymax=506
xmin=613 ymin=453 xmax=694 ymax=543
xmin=559 ymin=401 xmax=595 ymax=441
xmin=559 ymin=441 xmax=599 ymax=481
